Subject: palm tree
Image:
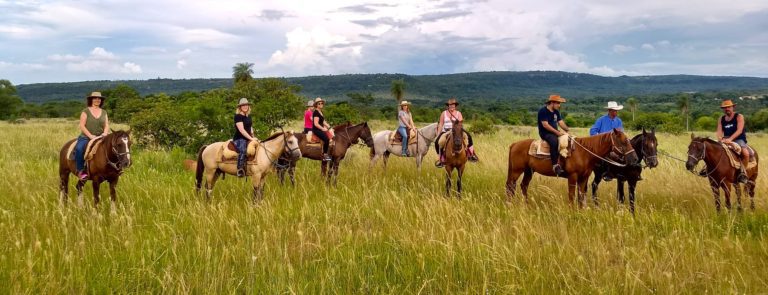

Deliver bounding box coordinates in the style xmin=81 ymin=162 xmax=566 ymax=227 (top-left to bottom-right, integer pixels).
xmin=626 ymin=97 xmax=638 ymax=122
xmin=677 ymin=94 xmax=690 ymax=132
xmin=390 ymin=79 xmax=406 ymax=104
xmin=232 ymin=62 xmax=254 ymax=84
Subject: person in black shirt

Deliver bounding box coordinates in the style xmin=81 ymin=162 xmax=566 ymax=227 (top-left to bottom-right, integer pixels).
xmin=234 ymin=98 xmax=257 ymax=177
xmin=312 ymin=97 xmax=332 ymax=161
xmin=716 ymin=99 xmax=749 ymax=183
xmin=537 ymin=94 xmax=571 ymax=176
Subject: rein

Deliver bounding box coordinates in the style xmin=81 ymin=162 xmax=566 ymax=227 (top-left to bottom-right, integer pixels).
xmin=687 ymin=140 xmax=725 ymax=178
xmin=570 ymin=134 xmax=630 ymax=167
xmin=260 ymin=131 xmax=296 ymax=170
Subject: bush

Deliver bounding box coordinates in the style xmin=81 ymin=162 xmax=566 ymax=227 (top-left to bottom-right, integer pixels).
xmin=468 ymin=116 xmax=497 ymax=135
xmin=694 ymin=116 xmax=717 ymax=131
xmin=324 ymin=102 xmax=361 ymax=126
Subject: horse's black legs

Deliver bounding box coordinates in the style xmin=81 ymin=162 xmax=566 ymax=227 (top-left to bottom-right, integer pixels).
xmin=92 ymin=179 xmax=101 ymax=207
xmin=709 ymin=179 xmax=721 ymax=212
xmin=59 ymin=173 xmax=69 ymax=204
xmin=109 ymin=178 xmax=119 ymax=213
xmin=723 ymin=183 xmax=732 ymax=210
xmin=288 ymin=163 xmax=296 ymax=187
xmin=456 ymin=167 xmax=463 ymax=200
xmin=445 ymin=169 xmax=452 ymax=197
xmin=617 ymin=180 xmax=625 ymax=205
xmin=747 ymin=180 xmax=756 ymax=210
xmin=591 ymin=174 xmax=602 ymax=206
xmin=520 ymin=168 xmax=533 ymax=202
xmin=733 ymin=183 xmax=743 ymax=212
xmin=628 ymin=179 xmax=637 ymax=214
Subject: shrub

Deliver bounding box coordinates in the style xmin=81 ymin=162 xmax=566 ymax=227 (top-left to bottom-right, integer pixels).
xmin=468 ymin=116 xmax=497 ymax=135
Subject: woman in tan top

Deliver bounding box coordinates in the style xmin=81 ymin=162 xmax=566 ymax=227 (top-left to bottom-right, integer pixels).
xmin=75 ymin=91 xmax=110 ymax=180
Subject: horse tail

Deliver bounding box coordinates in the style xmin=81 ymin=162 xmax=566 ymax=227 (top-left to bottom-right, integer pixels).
xmin=195 ymin=145 xmax=207 ymax=191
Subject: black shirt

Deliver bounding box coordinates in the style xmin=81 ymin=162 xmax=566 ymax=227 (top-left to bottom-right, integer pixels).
xmin=312 ymin=110 xmax=325 ymax=132
xmin=537 ymin=106 xmax=562 ymax=138
xmin=721 ymin=113 xmax=747 ymax=143
xmin=233 ymin=114 xmax=253 ymax=140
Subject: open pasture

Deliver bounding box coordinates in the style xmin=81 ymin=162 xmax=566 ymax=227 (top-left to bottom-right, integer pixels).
xmin=1 ymin=119 xmax=767 ymax=293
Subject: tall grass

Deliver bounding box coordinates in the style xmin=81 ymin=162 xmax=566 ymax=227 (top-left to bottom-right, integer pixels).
xmin=0 ymin=119 xmax=767 ymax=293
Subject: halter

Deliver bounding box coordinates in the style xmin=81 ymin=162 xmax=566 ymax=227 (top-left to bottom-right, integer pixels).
xmin=687 ymin=140 xmax=724 ymax=178
xmin=637 ymin=134 xmax=657 ymax=168
xmin=262 ymin=131 xmax=299 ymax=170
xmin=105 ymin=134 xmax=131 ymax=174
xmin=571 ymin=132 xmax=633 ymax=167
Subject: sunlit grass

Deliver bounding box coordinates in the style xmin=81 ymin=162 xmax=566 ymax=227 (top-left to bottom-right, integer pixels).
xmin=0 ymin=119 xmax=767 ymax=293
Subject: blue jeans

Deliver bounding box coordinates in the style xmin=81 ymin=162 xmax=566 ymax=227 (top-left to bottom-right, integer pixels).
xmin=397 ymin=126 xmax=409 ymax=154
xmin=75 ymin=135 xmax=90 ymax=172
xmin=234 ymin=138 xmax=248 ymax=170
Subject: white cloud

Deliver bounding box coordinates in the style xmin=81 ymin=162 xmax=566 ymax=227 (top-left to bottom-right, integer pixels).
xmin=177 ymin=59 xmax=187 ymax=69
xmin=612 ymin=44 xmax=634 ymax=54
xmin=131 ymin=46 xmax=168 ymax=54
xmin=50 ymin=47 xmax=142 ymax=74
xmin=267 ymin=27 xmax=361 ymax=74
xmin=641 ymin=43 xmax=655 ymax=51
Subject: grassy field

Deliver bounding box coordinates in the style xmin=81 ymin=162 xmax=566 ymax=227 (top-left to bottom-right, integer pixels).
xmin=1 ymin=119 xmax=767 ymax=293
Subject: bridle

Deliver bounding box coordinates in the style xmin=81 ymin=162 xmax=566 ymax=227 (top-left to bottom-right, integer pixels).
xmin=637 ymin=134 xmax=657 ymax=168
xmin=687 ymin=140 xmax=724 ymax=177
xmin=610 ymin=132 xmax=636 ymax=157
xmin=264 ymin=131 xmax=299 ymax=170
xmin=105 ymin=134 xmax=131 ymax=174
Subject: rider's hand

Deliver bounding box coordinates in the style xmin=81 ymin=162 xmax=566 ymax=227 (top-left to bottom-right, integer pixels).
xmin=722 ymin=138 xmax=732 ymax=144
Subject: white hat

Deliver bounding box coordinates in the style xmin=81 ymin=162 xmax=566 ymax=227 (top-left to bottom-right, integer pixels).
xmin=307 ymin=100 xmax=314 ymax=107
xmin=400 ymin=100 xmax=411 ymax=106
xmin=605 ymin=101 xmax=623 ymax=111
xmin=237 ymin=98 xmax=252 ymax=106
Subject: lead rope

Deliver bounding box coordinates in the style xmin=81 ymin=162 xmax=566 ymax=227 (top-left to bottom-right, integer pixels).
xmin=569 ymin=136 xmax=628 ymax=167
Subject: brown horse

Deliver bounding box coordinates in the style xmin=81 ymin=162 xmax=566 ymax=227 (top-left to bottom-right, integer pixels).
xmin=443 ymin=120 xmax=468 ymax=198
xmin=276 ymin=122 xmax=374 ymax=186
xmin=58 ymin=131 xmax=133 ymax=211
xmin=685 ymin=135 xmax=759 ymax=211
xmin=506 ymin=129 xmax=637 ymax=207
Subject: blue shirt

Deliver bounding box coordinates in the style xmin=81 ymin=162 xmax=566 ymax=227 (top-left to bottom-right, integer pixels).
xmin=537 ymin=107 xmax=562 ymax=138
xmin=589 ymin=114 xmax=623 ymax=136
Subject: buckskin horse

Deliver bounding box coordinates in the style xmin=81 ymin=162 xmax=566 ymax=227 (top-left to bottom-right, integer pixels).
xmin=58 ymin=130 xmax=133 ymax=211
xmin=369 ymin=123 xmax=439 ymax=171
xmin=276 ymin=122 xmax=374 ymax=186
xmin=195 ymin=131 xmax=301 ymax=203
xmin=443 ymin=120 xmax=468 ymax=198
xmin=506 ymin=129 xmax=637 ymax=208
xmin=685 ymin=135 xmax=759 ymax=211
xmin=591 ymin=128 xmax=659 ymax=214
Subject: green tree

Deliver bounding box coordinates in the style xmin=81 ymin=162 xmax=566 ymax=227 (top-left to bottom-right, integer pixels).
xmin=347 ymin=92 xmax=375 ymax=120
xmin=694 ymin=116 xmax=717 ymax=131
xmin=0 ymin=80 xmax=23 ymax=120
xmin=676 ymin=94 xmax=690 ymax=132
xmin=232 ymin=62 xmax=254 ymax=84
xmin=102 ymin=84 xmax=142 ymax=123
xmin=390 ymin=79 xmax=405 ymax=104
xmin=626 ymin=97 xmax=638 ymax=122
xmin=324 ymin=102 xmax=361 ymax=125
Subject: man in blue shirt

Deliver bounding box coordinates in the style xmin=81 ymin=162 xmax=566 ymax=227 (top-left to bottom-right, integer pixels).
xmin=537 ymin=94 xmax=570 ymax=176
xmin=589 ymin=101 xmax=624 ymax=136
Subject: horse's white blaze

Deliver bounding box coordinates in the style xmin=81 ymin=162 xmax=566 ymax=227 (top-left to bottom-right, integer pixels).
xmin=122 ymin=137 xmax=130 ymax=160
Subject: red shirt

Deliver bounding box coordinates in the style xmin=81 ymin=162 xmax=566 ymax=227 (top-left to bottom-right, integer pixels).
xmin=304 ymin=110 xmax=313 ymax=129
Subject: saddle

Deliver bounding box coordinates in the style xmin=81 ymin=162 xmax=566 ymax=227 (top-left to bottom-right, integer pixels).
xmin=722 ymin=142 xmax=757 ymax=170
xmin=67 ymin=137 xmax=105 ymax=161
xmin=528 ymin=135 xmax=571 ymax=159
xmin=390 ymin=129 xmax=418 ymax=145
xmin=305 ymin=130 xmax=335 ymax=147
xmin=218 ymin=140 xmax=259 ymax=163
xmin=437 ymin=131 xmax=468 ymax=151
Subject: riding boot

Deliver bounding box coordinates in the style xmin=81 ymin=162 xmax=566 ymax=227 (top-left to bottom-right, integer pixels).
xmin=698 ymin=168 xmax=708 ymax=177
xmin=323 ymin=153 xmax=332 ymax=162
xmin=467 ymin=146 xmax=479 ymax=162
xmin=552 ymin=164 xmax=565 ymax=176
xmin=737 ymin=166 xmax=748 ymax=184
xmin=435 ymin=153 xmax=445 ymax=168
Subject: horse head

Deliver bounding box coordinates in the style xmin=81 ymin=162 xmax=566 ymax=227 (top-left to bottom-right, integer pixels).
xmin=107 ymin=130 xmax=132 ymax=172
xmin=282 ymin=131 xmax=302 ymax=160
xmin=640 ymin=128 xmax=659 ymax=168
xmin=451 ymin=120 xmax=463 ymax=153
xmin=359 ymin=122 xmax=374 ymax=147
xmin=610 ymin=129 xmax=638 ymax=165
xmin=686 ymin=134 xmax=708 ymax=171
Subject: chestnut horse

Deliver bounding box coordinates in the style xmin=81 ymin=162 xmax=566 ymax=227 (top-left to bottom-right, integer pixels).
xmin=195 ymin=131 xmax=301 ymax=203
xmin=443 ymin=120 xmax=468 ymax=198
xmin=685 ymin=135 xmax=759 ymax=211
xmin=58 ymin=131 xmax=133 ymax=211
xmin=276 ymin=122 xmax=374 ymax=186
xmin=506 ymin=129 xmax=637 ymax=207
xmin=590 ymin=128 xmax=659 ymax=214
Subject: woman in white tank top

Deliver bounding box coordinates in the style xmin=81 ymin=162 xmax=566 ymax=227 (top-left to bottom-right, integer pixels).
xmin=434 ymin=98 xmax=478 ymax=167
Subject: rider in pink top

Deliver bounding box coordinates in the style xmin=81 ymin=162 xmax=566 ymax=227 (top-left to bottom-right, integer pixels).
xmin=303 ymin=100 xmax=314 ymax=134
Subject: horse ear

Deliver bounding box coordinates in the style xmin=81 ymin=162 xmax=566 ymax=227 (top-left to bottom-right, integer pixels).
xmin=690 ymin=133 xmax=695 ymax=140
xmin=642 ymin=127 xmax=646 ymax=134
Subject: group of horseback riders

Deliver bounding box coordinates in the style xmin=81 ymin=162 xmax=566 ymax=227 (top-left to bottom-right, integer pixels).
xmin=71 ymin=91 xmax=752 ymax=182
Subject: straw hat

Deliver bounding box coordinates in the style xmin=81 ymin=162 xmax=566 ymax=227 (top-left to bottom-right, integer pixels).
xmin=400 ymin=100 xmax=411 ymax=106
xmin=604 ymin=101 xmax=624 ymax=111
xmin=720 ymin=99 xmax=736 ymax=108
xmin=87 ymin=91 xmax=105 ymax=99
xmin=313 ymin=97 xmax=326 ymax=106
xmin=237 ymin=98 xmax=252 ymax=106
xmin=445 ymin=98 xmax=459 ymax=106
xmin=306 ymin=100 xmax=314 ymax=107
xmin=546 ymin=94 xmax=566 ymax=104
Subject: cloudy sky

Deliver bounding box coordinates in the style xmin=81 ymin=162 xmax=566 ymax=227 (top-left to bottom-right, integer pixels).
xmin=1 ymin=0 xmax=767 ymax=85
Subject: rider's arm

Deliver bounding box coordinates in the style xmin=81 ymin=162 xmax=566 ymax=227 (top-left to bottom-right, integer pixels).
xmin=589 ymin=118 xmax=601 ymax=136
xmin=102 ymin=113 xmax=110 ymax=135
xmin=236 ymin=122 xmax=255 ymax=141
xmin=541 ymin=121 xmax=564 ymax=137
xmin=436 ymin=111 xmax=445 ymax=132
xmin=730 ymin=114 xmax=745 ymax=141
xmin=558 ymin=119 xmax=570 ymax=133
xmin=716 ymin=116 xmax=724 ymax=140
xmin=314 ymin=116 xmax=327 ymax=131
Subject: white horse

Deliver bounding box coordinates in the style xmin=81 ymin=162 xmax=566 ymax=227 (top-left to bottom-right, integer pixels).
xmin=194 ymin=131 xmax=301 ymax=203
xmin=370 ymin=123 xmax=438 ymax=170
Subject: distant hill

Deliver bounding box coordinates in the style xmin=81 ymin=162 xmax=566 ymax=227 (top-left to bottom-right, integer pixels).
xmin=16 ymin=71 xmax=768 ymax=103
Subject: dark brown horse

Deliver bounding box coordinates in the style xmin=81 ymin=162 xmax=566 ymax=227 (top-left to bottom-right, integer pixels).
xmin=443 ymin=120 xmax=468 ymax=198
xmin=591 ymin=128 xmax=659 ymax=214
xmin=685 ymin=135 xmax=759 ymax=211
xmin=58 ymin=131 xmax=133 ymax=211
xmin=277 ymin=122 xmax=374 ymax=186
xmin=506 ymin=129 xmax=637 ymax=207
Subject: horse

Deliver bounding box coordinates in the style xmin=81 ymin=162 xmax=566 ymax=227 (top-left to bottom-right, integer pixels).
xmin=590 ymin=128 xmax=659 ymax=214
xmin=369 ymin=123 xmax=439 ymax=170
xmin=443 ymin=120 xmax=468 ymax=198
xmin=505 ymin=129 xmax=637 ymax=208
xmin=685 ymin=135 xmax=759 ymax=211
xmin=195 ymin=131 xmax=301 ymax=203
xmin=276 ymin=122 xmax=374 ymax=186
xmin=58 ymin=130 xmax=133 ymax=211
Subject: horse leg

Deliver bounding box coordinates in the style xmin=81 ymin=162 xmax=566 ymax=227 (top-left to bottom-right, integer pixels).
xmin=109 ymin=178 xmax=119 ymax=214
xmin=445 ymin=167 xmax=452 ymax=198
xmin=277 ymin=165 xmax=286 ymax=185
xmin=251 ymin=172 xmax=263 ymax=204
xmin=578 ymin=177 xmax=589 ymax=208
xmin=709 ymin=179 xmax=721 ymax=211
xmin=416 ymin=152 xmax=423 ymax=171
xmin=333 ymin=160 xmax=341 ymax=187
xmin=723 ymin=182 xmax=732 ymax=211
xmin=76 ymin=179 xmax=85 ymax=207
xmin=59 ymin=172 xmax=69 ymax=205
xmin=733 ymin=182 xmax=743 ymax=212
xmin=382 ymin=151 xmax=390 ymax=170
xmin=617 ymin=180 xmax=626 ymax=205
xmin=456 ymin=166 xmax=464 ymax=200
xmin=321 ymin=160 xmax=328 ymax=178
xmin=591 ymin=172 xmax=602 ymax=206
xmin=91 ymin=179 xmax=101 ymax=207
xmin=747 ymin=180 xmax=756 ymax=210
xmin=568 ymin=175 xmax=577 ymax=209
xmin=288 ymin=161 xmax=296 ymax=187
xmin=628 ymin=179 xmax=637 ymax=215
xmin=204 ymin=168 xmax=219 ymax=201
xmin=520 ymin=168 xmax=533 ymax=203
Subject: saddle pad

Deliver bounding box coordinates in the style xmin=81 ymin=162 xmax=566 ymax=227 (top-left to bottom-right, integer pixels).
xmin=66 ymin=137 xmax=104 ymax=161
xmin=390 ymin=129 xmax=418 ymax=145
xmin=437 ymin=132 xmax=468 ymax=150
xmin=527 ymin=135 xmax=571 ymax=158
xmin=219 ymin=140 xmax=258 ymax=162
xmin=307 ymin=130 xmax=335 ymax=144
xmin=723 ymin=143 xmax=757 ymax=170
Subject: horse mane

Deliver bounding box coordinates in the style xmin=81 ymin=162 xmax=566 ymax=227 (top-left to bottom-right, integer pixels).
xmin=263 ymin=132 xmax=285 ymax=141
xmin=333 ymin=122 xmax=352 ymax=131
xmin=576 ymin=131 xmax=612 ymax=152
xmin=694 ymin=136 xmax=719 ymax=144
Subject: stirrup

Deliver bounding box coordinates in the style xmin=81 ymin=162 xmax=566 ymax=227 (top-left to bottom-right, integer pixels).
xmin=236 ymin=168 xmax=245 ymax=177
xmin=468 ymin=154 xmax=479 ymax=162
xmin=435 ymin=160 xmax=444 ymax=168
xmin=737 ymin=173 xmax=748 ymax=184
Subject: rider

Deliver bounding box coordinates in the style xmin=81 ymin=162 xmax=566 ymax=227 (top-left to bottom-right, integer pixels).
xmin=75 ymin=91 xmax=110 ymax=180
xmin=537 ymin=94 xmax=570 ymax=176
xmin=434 ymin=98 xmax=478 ymax=168
xmin=312 ymin=97 xmax=333 ymax=161
xmin=398 ymin=100 xmax=416 ymax=156
xmin=590 ymin=101 xmax=625 ymax=181
xmin=716 ymin=99 xmax=749 ymax=184
xmin=303 ymin=100 xmax=314 ymax=134
xmin=234 ymin=98 xmax=257 ymax=177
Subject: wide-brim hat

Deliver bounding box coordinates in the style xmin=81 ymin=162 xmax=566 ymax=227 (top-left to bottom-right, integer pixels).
xmin=306 ymin=100 xmax=315 ymax=107
xmin=400 ymin=100 xmax=411 ymax=106
xmin=604 ymin=101 xmax=624 ymax=110
xmin=86 ymin=91 xmax=105 ymax=99
xmin=720 ymin=99 xmax=736 ymax=108
xmin=313 ymin=97 xmax=326 ymax=106
xmin=237 ymin=98 xmax=252 ymax=106
xmin=547 ymin=94 xmax=566 ymax=104
xmin=445 ymin=98 xmax=459 ymax=106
